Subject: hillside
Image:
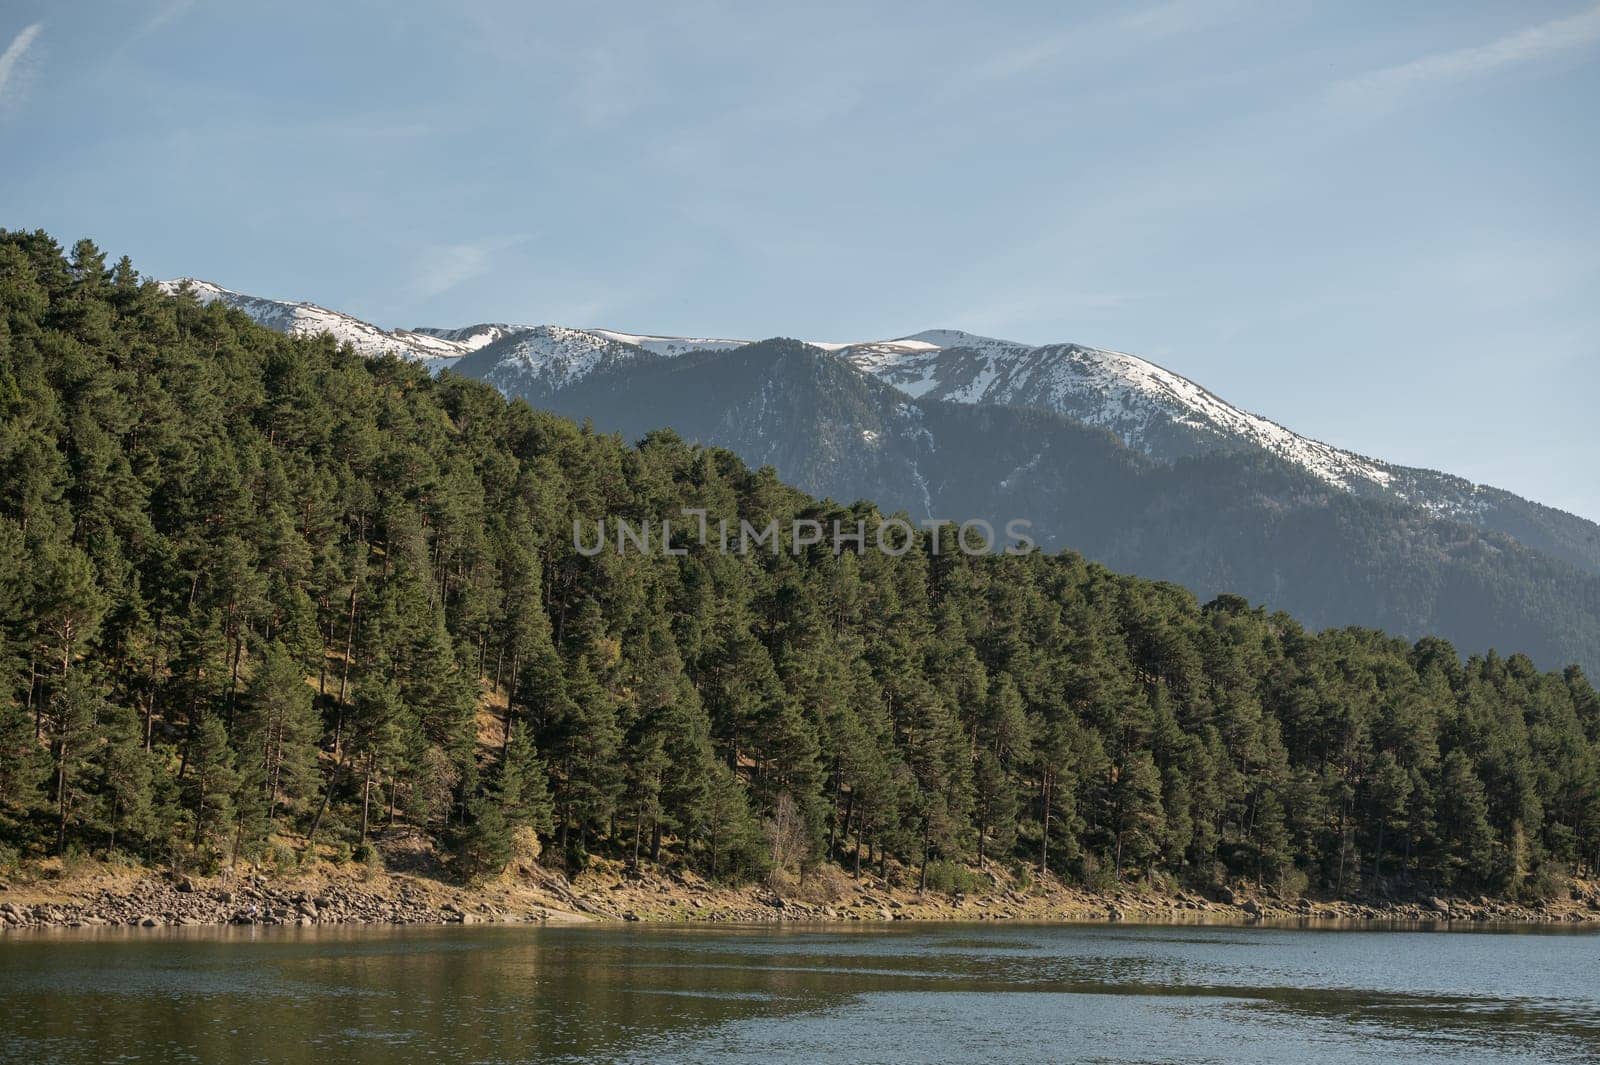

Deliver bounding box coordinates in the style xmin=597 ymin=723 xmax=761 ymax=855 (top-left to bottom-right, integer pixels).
xmin=3 ymin=232 xmax=1599 ymax=911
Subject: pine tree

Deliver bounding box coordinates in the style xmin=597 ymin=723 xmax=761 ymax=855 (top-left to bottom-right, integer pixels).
xmin=1437 ymin=750 xmax=1496 ymax=888
xmin=236 ymin=640 xmax=321 ymax=828
xmin=186 ymin=714 xmax=238 ymax=862
xmin=95 ymin=699 xmax=158 ymax=854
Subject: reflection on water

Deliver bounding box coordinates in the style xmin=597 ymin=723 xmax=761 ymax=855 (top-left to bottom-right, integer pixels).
xmin=1 ymin=922 xmax=1595 ymax=1064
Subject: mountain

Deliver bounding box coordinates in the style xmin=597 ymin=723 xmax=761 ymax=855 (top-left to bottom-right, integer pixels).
xmin=161 ymin=278 xmax=1600 ymax=671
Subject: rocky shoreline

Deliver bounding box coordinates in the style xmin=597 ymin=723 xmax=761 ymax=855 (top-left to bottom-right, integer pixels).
xmin=4 ymin=861 xmax=1599 ymax=934
xmin=0 ymin=874 xmax=570 ymax=932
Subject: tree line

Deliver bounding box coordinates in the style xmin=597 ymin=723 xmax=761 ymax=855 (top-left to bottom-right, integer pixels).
xmin=2 ymin=230 xmax=1598 ymax=901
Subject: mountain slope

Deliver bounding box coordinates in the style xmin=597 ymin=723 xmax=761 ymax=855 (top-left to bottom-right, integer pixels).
xmin=157 ymin=278 xmax=499 ymax=371
xmin=837 ymin=332 xmax=1600 ymax=575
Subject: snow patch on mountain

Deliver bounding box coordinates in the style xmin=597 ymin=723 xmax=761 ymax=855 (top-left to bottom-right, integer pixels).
xmin=840 ymin=334 xmax=1394 ymax=494
xmin=412 ymin=323 xmax=521 ymax=352
xmin=588 ymin=329 xmax=749 ymax=356
xmin=160 ymin=279 xmax=474 ymax=371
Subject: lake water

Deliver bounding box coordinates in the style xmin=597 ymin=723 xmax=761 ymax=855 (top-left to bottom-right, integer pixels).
xmin=1 ymin=922 xmax=1596 ymax=1063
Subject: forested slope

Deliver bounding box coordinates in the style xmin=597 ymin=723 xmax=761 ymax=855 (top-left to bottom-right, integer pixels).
xmin=3 ymin=231 xmax=1598 ymax=901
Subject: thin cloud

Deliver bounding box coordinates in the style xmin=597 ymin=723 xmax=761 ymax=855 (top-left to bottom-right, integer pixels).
xmin=1330 ymin=4 xmax=1600 ymax=112
xmin=110 ymin=0 xmax=199 ymax=60
xmin=0 ymin=22 xmax=43 ymax=104
xmin=142 ymin=0 xmax=198 ymax=35
xmin=408 ymin=236 xmax=531 ymax=302
xmin=951 ymin=0 xmax=1256 ymax=90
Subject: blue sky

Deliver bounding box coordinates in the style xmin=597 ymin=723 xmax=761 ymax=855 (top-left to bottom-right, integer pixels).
xmin=2 ymin=1 xmax=1597 ymax=520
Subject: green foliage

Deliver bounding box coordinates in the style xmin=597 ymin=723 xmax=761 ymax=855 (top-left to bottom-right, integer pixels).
xmin=923 ymin=859 xmax=990 ymax=897
xmin=0 ymin=230 xmax=1597 ymax=903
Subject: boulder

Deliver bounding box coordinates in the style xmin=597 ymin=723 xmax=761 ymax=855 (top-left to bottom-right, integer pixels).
xmin=1428 ymin=897 xmax=1453 ymax=917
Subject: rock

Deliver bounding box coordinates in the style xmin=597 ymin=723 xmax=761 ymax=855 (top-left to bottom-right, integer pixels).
xmin=1295 ymin=898 xmax=1313 ymax=912
xmin=139 ymin=916 xmax=162 ymax=927
xmin=1217 ymin=886 xmax=1237 ymax=906
xmin=1241 ymin=899 xmax=1262 ymax=917
xmin=1428 ymin=897 xmax=1453 ymax=917
xmin=175 ymin=876 xmax=198 ymax=893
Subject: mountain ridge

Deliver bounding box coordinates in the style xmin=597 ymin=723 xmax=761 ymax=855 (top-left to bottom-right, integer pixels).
xmin=160 ymin=276 xmax=1596 ymax=541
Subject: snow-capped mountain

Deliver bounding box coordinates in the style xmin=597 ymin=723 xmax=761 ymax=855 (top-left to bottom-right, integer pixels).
xmin=461 ymin=320 xmax=1395 ymax=493
xmin=163 ymin=277 xmax=1600 ymax=580
xmin=835 ymin=331 xmax=1396 ymax=494
xmin=156 ymin=279 xmax=1395 ymax=495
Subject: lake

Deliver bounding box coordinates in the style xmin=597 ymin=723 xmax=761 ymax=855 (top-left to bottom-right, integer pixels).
xmin=1 ymin=922 xmax=1596 ymax=1063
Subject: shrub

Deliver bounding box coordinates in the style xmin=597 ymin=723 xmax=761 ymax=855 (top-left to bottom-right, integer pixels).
xmin=1275 ymin=868 xmax=1311 ymax=901
xmin=270 ymin=842 xmax=300 ymax=876
xmin=924 ymin=860 xmax=990 ymax=897
xmin=793 ymin=863 xmax=851 ymax=905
